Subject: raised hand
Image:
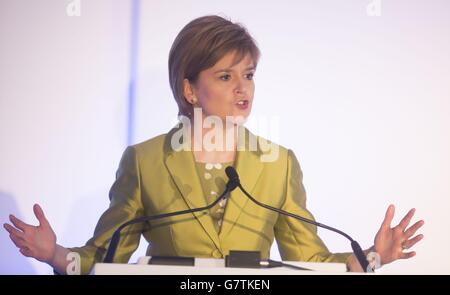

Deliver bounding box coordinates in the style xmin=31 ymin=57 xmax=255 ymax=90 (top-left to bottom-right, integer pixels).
xmin=374 ymin=204 xmax=424 ymax=265
xmin=3 ymin=204 xmax=57 ymax=264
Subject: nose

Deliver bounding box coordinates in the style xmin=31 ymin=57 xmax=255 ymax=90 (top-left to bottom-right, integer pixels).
xmin=234 ymin=78 xmax=248 ymax=97
xmin=235 ymin=88 xmax=245 ymax=97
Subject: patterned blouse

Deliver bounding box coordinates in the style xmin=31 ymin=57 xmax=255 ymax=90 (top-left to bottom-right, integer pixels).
xmin=194 ymin=161 xmax=234 ymax=233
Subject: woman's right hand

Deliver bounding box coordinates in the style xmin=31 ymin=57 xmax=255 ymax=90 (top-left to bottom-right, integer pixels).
xmin=3 ymin=204 xmax=57 ymax=264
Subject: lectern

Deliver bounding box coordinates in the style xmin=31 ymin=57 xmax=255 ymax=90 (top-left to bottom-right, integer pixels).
xmin=91 ymin=257 xmax=349 ymax=275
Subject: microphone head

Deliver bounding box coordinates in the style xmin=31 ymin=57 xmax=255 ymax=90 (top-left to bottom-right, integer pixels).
xmin=225 ymin=166 xmax=240 ymax=191
xmin=225 ymin=166 xmax=239 ymax=182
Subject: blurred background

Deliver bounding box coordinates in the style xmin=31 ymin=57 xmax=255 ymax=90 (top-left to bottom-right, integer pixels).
xmin=1 ymin=0 xmax=449 ymax=274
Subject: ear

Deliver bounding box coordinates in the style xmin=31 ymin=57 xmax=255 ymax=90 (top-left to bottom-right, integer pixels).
xmin=182 ymin=78 xmax=197 ymax=105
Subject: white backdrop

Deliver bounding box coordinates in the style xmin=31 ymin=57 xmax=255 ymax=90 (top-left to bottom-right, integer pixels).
xmin=0 ymin=0 xmax=131 ymax=274
xmin=1 ymin=0 xmax=449 ymax=274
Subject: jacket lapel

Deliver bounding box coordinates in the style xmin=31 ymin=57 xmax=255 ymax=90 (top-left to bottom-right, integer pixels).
xmin=163 ymin=126 xmax=264 ymax=248
xmin=219 ymin=128 xmax=263 ymax=239
xmin=163 ymin=128 xmax=222 ymax=250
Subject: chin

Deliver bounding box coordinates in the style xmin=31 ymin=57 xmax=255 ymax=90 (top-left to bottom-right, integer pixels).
xmin=227 ymin=114 xmax=249 ymax=125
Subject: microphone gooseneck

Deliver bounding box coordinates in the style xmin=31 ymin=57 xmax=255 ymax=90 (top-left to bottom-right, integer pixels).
xmin=225 ymin=166 xmax=369 ymax=272
xmin=103 ymin=179 xmax=237 ymax=263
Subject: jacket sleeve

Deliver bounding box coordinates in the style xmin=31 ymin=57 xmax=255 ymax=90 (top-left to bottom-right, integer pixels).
xmin=69 ymin=146 xmax=145 ymax=274
xmin=274 ymin=149 xmax=351 ymax=263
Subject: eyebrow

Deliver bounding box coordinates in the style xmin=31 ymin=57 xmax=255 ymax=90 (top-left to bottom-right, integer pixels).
xmin=213 ymin=66 xmax=256 ymax=74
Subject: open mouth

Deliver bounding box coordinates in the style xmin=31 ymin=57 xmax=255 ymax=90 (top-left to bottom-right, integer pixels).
xmin=236 ymin=100 xmax=249 ymax=107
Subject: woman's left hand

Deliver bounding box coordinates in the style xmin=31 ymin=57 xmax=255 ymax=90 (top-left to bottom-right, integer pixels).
xmin=374 ymin=204 xmax=424 ymax=265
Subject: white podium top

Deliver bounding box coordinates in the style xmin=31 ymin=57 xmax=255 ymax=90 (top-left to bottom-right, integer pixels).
xmin=91 ymin=257 xmax=350 ymax=275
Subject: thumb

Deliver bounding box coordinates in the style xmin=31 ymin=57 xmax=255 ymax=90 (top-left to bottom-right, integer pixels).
xmin=33 ymin=204 xmax=49 ymax=227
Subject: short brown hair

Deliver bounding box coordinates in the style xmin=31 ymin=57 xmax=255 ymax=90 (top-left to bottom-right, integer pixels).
xmin=168 ymin=15 xmax=260 ymax=117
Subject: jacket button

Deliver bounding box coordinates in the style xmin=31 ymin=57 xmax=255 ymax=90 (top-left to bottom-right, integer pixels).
xmin=212 ymin=249 xmax=222 ymax=258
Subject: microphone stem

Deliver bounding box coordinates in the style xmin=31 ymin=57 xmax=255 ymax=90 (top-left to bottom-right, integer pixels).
xmin=237 ymin=184 xmax=369 ymax=272
xmin=103 ymin=186 xmax=231 ymax=263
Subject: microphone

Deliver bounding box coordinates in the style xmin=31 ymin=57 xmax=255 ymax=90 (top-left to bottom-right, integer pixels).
xmin=225 ymin=166 xmax=370 ymax=272
xmin=102 ymin=178 xmax=238 ymax=263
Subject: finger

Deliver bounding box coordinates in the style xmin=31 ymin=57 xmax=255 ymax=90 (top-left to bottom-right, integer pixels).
xmin=9 ymin=234 xmax=27 ymax=249
xmin=402 ymin=234 xmax=424 ymax=250
xmin=404 ymin=220 xmax=424 ymax=238
xmin=400 ymin=251 xmax=416 ymax=259
xmin=33 ymin=204 xmax=49 ymax=227
xmin=9 ymin=215 xmax=31 ymax=232
xmin=3 ymin=223 xmax=25 ymax=239
xmin=398 ymin=208 xmax=415 ymax=230
xmin=381 ymin=204 xmax=395 ymax=230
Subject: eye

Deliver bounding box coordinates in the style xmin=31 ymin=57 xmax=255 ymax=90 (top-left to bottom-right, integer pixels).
xmin=245 ymin=73 xmax=254 ymax=80
xmin=219 ymin=74 xmax=231 ymax=81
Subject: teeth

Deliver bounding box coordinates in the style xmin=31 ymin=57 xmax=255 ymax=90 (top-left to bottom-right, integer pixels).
xmin=237 ymin=101 xmax=246 ymax=105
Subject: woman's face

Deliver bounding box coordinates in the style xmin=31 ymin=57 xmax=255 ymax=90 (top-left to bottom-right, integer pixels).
xmin=187 ymin=51 xmax=256 ymax=122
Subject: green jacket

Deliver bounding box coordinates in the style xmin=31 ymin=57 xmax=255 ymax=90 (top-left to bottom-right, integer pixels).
xmin=71 ymin=127 xmax=350 ymax=274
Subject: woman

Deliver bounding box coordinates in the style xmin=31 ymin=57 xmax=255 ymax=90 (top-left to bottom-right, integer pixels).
xmin=3 ymin=15 xmax=424 ymax=275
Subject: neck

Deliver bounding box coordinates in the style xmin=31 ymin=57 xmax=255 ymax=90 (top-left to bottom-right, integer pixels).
xmin=190 ymin=116 xmax=240 ymax=163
